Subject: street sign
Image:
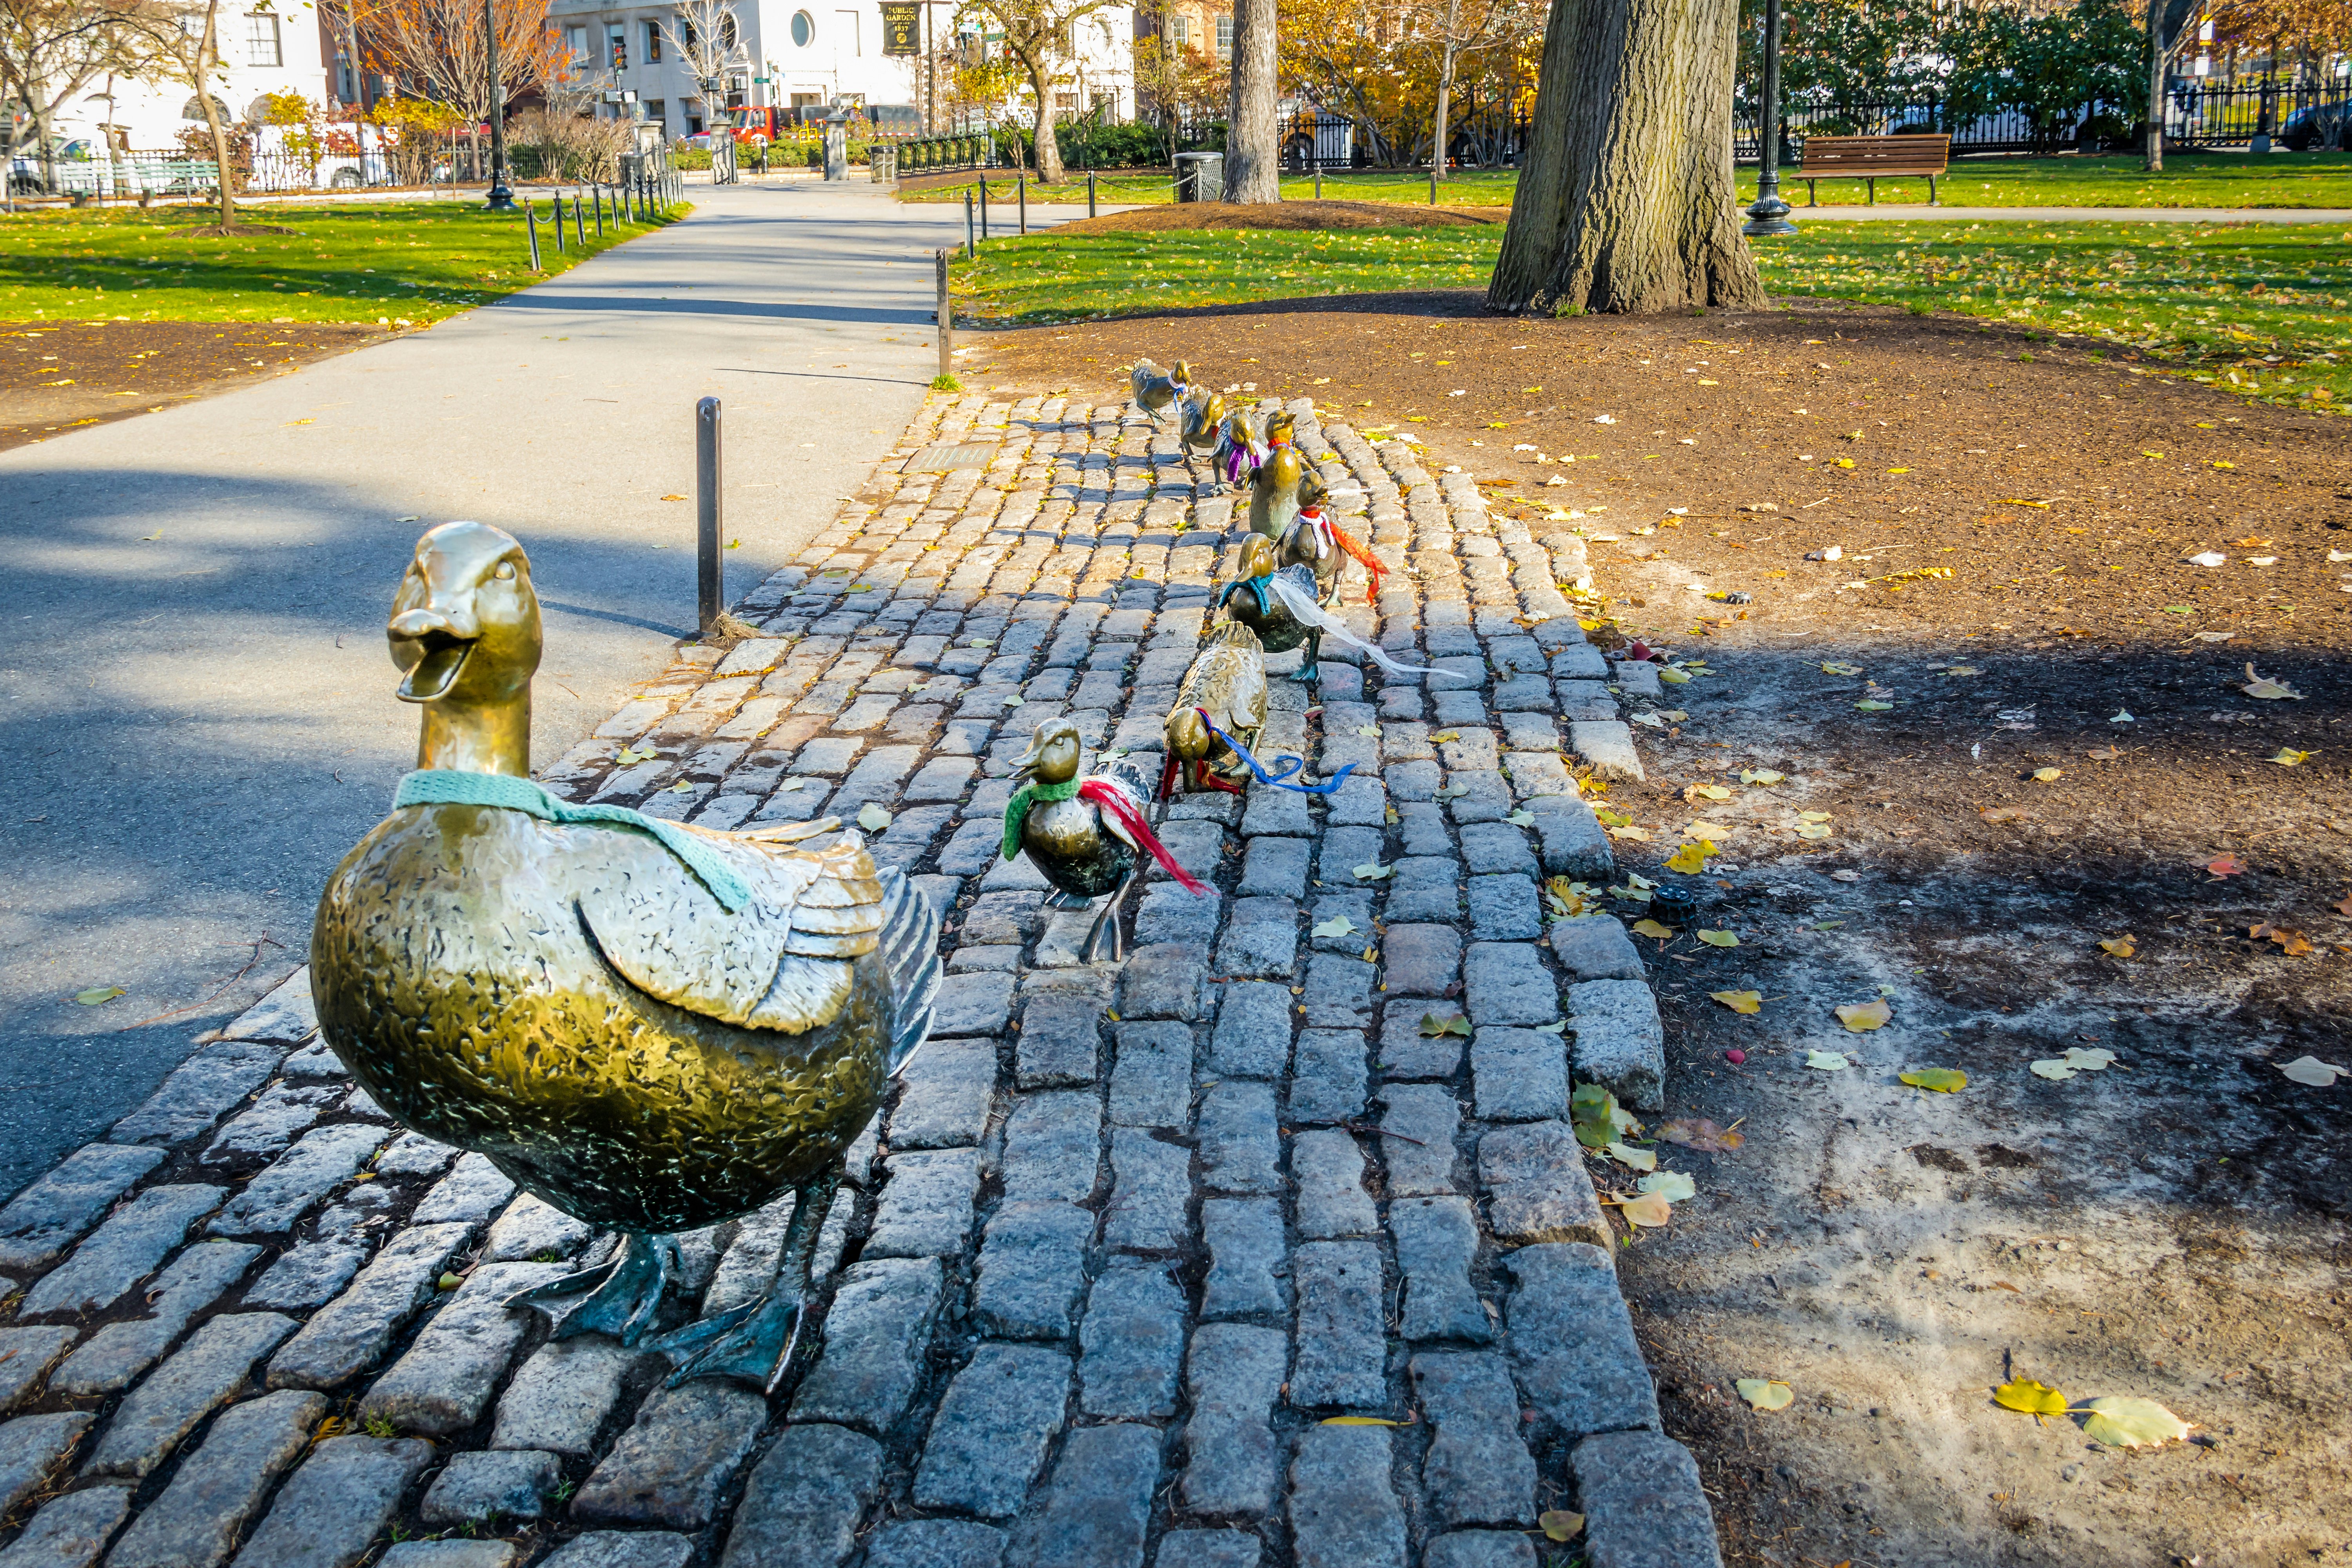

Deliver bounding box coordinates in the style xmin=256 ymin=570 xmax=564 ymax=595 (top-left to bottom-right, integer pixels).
xmin=880 ymin=2 xmax=920 ymax=56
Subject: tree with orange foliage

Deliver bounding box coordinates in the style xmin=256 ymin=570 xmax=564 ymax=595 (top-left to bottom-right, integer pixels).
xmin=351 ymin=0 xmax=564 ymax=151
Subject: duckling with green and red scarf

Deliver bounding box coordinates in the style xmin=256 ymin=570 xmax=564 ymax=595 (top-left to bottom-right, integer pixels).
xmin=1002 ymin=718 xmax=1205 ymax=963
xmin=1247 ymin=410 xmax=1329 ymax=539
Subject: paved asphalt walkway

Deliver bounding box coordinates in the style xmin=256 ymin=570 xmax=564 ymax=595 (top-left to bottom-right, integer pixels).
xmin=0 ymin=180 xmax=1096 ymax=1198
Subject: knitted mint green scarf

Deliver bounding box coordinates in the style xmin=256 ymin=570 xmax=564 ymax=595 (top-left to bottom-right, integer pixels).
xmin=394 ymin=769 xmax=751 ymax=911
xmin=1000 ymin=776 xmax=1080 ymax=862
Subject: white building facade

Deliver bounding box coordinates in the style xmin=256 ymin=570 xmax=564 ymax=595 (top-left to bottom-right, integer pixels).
xmin=45 ymin=0 xmax=335 ymax=154
xmin=546 ymin=0 xmax=1133 ymax=138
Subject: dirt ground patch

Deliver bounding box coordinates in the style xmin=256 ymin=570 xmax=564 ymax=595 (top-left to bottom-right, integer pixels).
xmin=0 ymin=319 xmax=388 ymax=451
xmin=1047 ymin=200 xmax=1500 ymax=236
xmin=976 ymin=299 xmax=2352 ymax=1566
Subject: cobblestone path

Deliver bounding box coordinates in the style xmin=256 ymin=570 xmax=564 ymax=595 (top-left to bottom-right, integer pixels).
xmin=0 ymin=392 xmax=1720 ymax=1568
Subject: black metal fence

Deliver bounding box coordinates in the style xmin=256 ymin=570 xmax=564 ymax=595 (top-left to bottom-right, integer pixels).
xmin=1733 ymin=80 xmax=2348 ymax=158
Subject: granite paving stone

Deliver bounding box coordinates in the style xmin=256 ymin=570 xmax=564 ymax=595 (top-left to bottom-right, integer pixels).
xmin=1105 ymin=1127 xmax=1193 ymax=1252
xmin=1199 ymin=1198 xmax=1287 ymax=1320
xmin=0 ymin=1326 xmax=78 ymax=1414
xmin=358 ymin=1261 xmax=566 ymax=1436
xmin=1379 ymin=1084 xmax=1463 ymax=1197
xmin=229 ymin=1433 xmax=432 ymax=1568
xmin=1196 ymin=1081 xmax=1282 ymax=1195
xmin=1385 ymin=857 xmax=1461 ymax=923
xmin=1078 ymin=1265 xmax=1186 ymax=1418
xmin=243 ymin=1240 xmax=366 ymax=1311
xmin=1479 ymin=1122 xmax=1610 ymax=1249
xmin=0 ymin=1412 xmax=92 ymax=1517
xmin=208 ymin=1124 xmax=385 ymax=1237
xmin=789 ymin=1258 xmax=945 ymax=1432
xmin=1504 ymin=1244 xmax=1661 ymax=1441
xmin=1471 ymin=1027 xmax=1570 ymax=1123
xmin=1291 ymin=1130 xmax=1376 ymax=1240
xmin=998 ymin=1092 xmax=1102 ymax=1204
xmin=0 ymin=1483 xmax=131 ymax=1568
xmin=1136 ymin=883 xmax=1221 ymax=947
xmin=1423 ymin=1533 xmax=1538 ymax=1568
xmin=1109 ymin=1021 xmax=1193 ymax=1127
xmin=865 ymin=1148 xmax=983 ymax=1258
xmin=1180 ymin=1323 xmax=1289 ymax=1517
xmin=1380 ymin=924 xmax=1461 ymax=998
xmin=1411 ymin=1352 xmax=1539 ymax=1528
xmin=971 ymin=1201 xmax=1093 ymax=1341
xmin=0 ymin=1143 xmax=164 ymax=1273
xmin=891 ymin=1036 xmax=1000 ymax=1147
xmin=934 ymin=972 xmax=1017 ymax=1037
xmin=88 ymin=1312 xmax=298 ymax=1479
xmin=1463 ymin=942 xmax=1561 ymax=1028
xmin=493 ymin=1335 xmax=656 ymax=1457
xmin=1299 ymin=955 xmax=1374 ymax=1029
xmin=1155 ymin=1532 xmax=1266 ymax=1568
xmin=21 ymin=1183 xmax=222 ymax=1318
xmin=50 ymin=1240 xmax=259 ymax=1397
xmin=409 ymin=1152 xmax=517 ymax=1227
xmin=1568 ymin=978 xmax=1669 ymax=1111
xmin=911 ymin=1343 xmax=1072 ymax=1518
xmin=1375 ymin=1002 xmax=1465 ymax=1080
xmin=265 ymin=1222 xmax=472 ymax=1391
xmin=716 ymin=1421 xmax=884 ymax=1568
xmin=1570 ymin=1429 xmax=1726 ymax=1568
xmin=1287 ymin=1028 xmax=1369 ymax=1125
xmin=1207 ymin=983 xmax=1292 ymax=1079
xmin=110 ymin=1040 xmax=286 ymax=1147
xmin=484 ymin=1193 xmax=597 ymax=1262
xmin=1290 ymin=1241 xmax=1387 ymax=1409
xmin=534 ymin=1531 xmax=696 ymax=1568
xmin=1392 ymin=1197 xmax=1492 ymax=1345
xmin=1466 ymin=875 xmax=1542 ymax=940
xmin=1009 ymin=1421 xmax=1161 ymax=1568
xmin=378 ymin=1543 xmax=519 ymax=1568
xmin=421 ymin=1447 xmax=561 ymax=1525
xmin=1216 ymin=897 xmax=1301 ymax=978
xmin=573 ymin=1382 xmax=769 ymax=1530
xmin=860 ymin=1520 xmax=1006 ymax=1568
xmin=1287 ymin=1425 xmax=1406 ymax=1568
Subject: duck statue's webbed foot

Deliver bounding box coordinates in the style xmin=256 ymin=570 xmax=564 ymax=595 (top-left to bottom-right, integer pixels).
xmin=648 ymin=1172 xmax=841 ymax=1393
xmin=506 ymin=1231 xmax=679 ymax=1345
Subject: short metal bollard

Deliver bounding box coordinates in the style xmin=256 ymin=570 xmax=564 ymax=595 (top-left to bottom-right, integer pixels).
xmin=1087 ymin=169 xmax=1096 ymax=219
xmin=936 ymin=248 xmax=953 ymax=380
xmin=696 ymin=397 xmax=724 ymax=640
xmin=964 ymin=190 xmax=975 ymax=260
xmin=1315 ymin=166 xmax=1323 ymax=200
xmin=1017 ymin=172 xmax=1026 ymax=235
xmin=978 ymin=176 xmax=988 ymax=240
xmin=574 ymin=195 xmax=586 ymax=246
xmin=525 ymin=201 xmax=541 ymax=271
xmin=551 ymin=195 xmax=566 ymax=252
xmin=1429 ymin=165 xmax=1438 ymax=205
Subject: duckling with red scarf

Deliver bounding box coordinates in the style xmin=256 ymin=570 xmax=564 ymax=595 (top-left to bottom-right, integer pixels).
xmin=1003 ymin=718 xmax=1202 ymax=962
xmin=1247 ymin=410 xmax=1329 ymax=539
xmin=1162 ymin=621 xmax=1268 ymax=794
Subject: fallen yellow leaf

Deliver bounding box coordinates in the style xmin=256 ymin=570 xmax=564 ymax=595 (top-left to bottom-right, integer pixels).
xmin=1836 ymin=998 xmax=1891 ymax=1031
xmin=1710 ymin=989 xmax=1762 ymax=1014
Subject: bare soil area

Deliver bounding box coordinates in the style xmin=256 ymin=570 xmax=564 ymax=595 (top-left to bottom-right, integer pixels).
xmin=1045 ymin=200 xmax=1501 ymax=235
xmin=977 ymin=298 xmax=2352 ymax=1567
xmin=0 ymin=319 xmax=388 ymax=451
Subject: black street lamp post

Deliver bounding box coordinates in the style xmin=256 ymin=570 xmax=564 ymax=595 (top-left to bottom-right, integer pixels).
xmin=483 ymin=0 xmax=515 ymax=210
xmin=1742 ymin=0 xmax=1796 ymax=238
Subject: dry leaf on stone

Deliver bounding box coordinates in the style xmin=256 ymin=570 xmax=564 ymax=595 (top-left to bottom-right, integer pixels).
xmin=1740 ymin=769 xmax=1786 ymax=785
xmin=2242 ymin=664 xmax=2304 ymax=700
xmin=1539 ymin=1511 xmax=1586 ymax=1542
xmin=856 ymin=803 xmax=893 ymax=831
xmin=1312 ymin=915 xmax=1356 ymax=939
xmin=73 ymin=986 xmax=124 ymax=1005
xmin=1710 ymin=989 xmax=1763 ymax=1014
xmin=1632 ymin=918 xmax=1677 ymax=939
xmin=2099 ymin=935 xmax=2136 ymax=957
xmin=1836 ymin=999 xmax=1892 ymax=1032
xmin=1320 ymin=1415 xmax=1410 ymax=1426
xmin=1686 ymin=784 xmax=1733 ymax=801
xmin=2250 ymin=922 xmax=2315 ymax=956
xmin=1660 ymin=1116 xmax=1744 ymax=1152
xmin=2278 ymin=1055 xmax=2347 ymax=1086
xmin=2082 ymin=1397 xmax=2193 ymax=1450
xmin=1899 ymin=1068 xmax=1968 ymax=1093
xmin=1611 ymin=1190 xmax=1674 ymax=1227
xmin=1806 ymin=1049 xmax=1851 ymax=1071
xmin=1419 ymin=1013 xmax=1473 ymax=1039
xmin=1606 ymin=1142 xmax=1657 ymax=1172
xmin=1353 ymin=862 xmax=1394 ymax=881
xmin=1993 ymin=1378 xmax=2069 ymax=1423
xmin=1664 ymin=841 xmax=1715 ymax=874
xmin=1737 ymin=1379 xmax=1795 ymax=1411
xmin=1658 ymin=666 xmax=1693 ymax=684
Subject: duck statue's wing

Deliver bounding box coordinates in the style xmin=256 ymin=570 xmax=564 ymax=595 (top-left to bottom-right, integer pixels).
xmin=870 ymin=864 xmax=941 ymax=1072
xmin=572 ymin=826 xmax=935 ymax=1045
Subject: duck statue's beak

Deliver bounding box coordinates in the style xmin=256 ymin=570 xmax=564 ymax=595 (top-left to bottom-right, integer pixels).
xmin=390 ymin=607 xmax=479 ymax=704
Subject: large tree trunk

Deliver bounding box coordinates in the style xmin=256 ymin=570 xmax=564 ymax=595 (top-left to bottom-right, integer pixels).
xmin=2143 ymin=0 xmax=2165 ymax=171
xmin=1224 ymin=0 xmax=1278 ymax=202
xmin=195 ymin=0 xmax=237 ymax=227
xmin=1487 ymin=0 xmax=1758 ymax=314
xmin=1028 ymin=54 xmax=1065 ymax=181
xmin=1433 ymin=0 xmax=1459 ymax=183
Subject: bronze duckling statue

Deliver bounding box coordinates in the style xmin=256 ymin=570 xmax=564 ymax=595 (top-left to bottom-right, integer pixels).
xmin=1003 ymin=719 xmax=1203 ymax=962
xmin=1219 ymin=533 xmax=1325 ymax=688
xmin=1130 ymin=357 xmax=1192 ymax=425
xmin=1163 ymin=619 xmax=1269 ymax=796
xmin=1176 ymin=384 xmax=1227 ymax=460
xmin=1247 ymin=410 xmax=1329 ymax=539
xmin=311 ymin=521 xmax=940 ymax=1392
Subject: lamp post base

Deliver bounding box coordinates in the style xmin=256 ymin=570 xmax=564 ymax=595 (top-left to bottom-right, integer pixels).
xmin=1742 ymin=183 xmax=1796 ymax=238
xmin=484 ymin=178 xmax=517 ymax=212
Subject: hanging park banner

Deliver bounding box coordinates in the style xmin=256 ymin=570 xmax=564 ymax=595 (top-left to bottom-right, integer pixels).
xmin=881 ymin=3 xmax=921 ymax=56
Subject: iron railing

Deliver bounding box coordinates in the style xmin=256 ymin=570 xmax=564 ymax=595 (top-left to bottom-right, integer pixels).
xmin=1733 ymin=80 xmax=2350 ymax=157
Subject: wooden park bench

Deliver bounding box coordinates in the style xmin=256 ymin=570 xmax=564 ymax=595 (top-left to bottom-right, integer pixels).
xmin=1792 ymin=134 xmax=1950 ymax=207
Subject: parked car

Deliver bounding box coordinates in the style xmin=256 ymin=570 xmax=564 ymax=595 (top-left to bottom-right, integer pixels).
xmin=2282 ymin=104 xmax=2352 ymax=151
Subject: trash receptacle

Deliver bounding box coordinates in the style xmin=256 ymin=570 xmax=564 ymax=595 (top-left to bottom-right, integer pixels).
xmin=1174 ymin=151 xmax=1224 ymax=203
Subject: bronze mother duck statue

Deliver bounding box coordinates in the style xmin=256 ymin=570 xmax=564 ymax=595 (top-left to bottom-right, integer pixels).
xmin=311 ymin=521 xmax=940 ymax=1392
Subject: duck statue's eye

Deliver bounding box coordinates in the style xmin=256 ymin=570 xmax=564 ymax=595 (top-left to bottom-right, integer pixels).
xmin=494 ymin=561 xmax=517 ymax=581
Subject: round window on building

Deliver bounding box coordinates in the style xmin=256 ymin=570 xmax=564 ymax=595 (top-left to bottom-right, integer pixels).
xmin=790 ymin=9 xmax=815 ymax=45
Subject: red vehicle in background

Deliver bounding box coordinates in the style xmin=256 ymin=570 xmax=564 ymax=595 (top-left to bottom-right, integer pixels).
xmin=724 ymin=107 xmax=789 ymax=147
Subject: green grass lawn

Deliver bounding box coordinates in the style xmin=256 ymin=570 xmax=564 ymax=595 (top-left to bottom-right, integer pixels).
xmin=0 ymin=197 xmax=683 ymax=325
xmin=955 ymin=218 xmax=2351 ymax=410
xmin=911 ymin=152 xmax=2352 ymax=211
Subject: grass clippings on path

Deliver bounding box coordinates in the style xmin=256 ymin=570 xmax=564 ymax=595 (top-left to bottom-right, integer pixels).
xmin=971 ymin=301 xmax=2352 ymax=1566
xmin=0 ymin=198 xmax=683 ymax=327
